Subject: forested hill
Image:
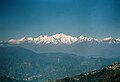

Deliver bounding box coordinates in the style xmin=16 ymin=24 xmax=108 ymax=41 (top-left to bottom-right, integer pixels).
xmin=50 ymin=63 xmax=120 ymax=82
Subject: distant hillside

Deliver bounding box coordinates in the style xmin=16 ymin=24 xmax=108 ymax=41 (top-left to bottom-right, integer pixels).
xmin=0 ymin=46 xmax=120 ymax=82
xmin=0 ymin=75 xmax=28 ymax=82
xmin=53 ymin=63 xmax=120 ymax=82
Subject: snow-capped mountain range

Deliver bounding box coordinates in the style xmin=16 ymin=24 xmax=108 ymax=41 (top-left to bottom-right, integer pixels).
xmin=8 ymin=33 xmax=120 ymax=44
xmin=1 ymin=33 xmax=120 ymax=58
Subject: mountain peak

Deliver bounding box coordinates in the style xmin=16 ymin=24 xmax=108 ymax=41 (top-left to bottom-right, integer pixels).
xmin=7 ymin=34 xmax=120 ymax=44
xmin=79 ymin=35 xmax=87 ymax=39
xmin=102 ymin=37 xmax=119 ymax=44
xmin=51 ymin=33 xmax=78 ymax=44
xmin=8 ymin=36 xmax=27 ymax=44
xmin=52 ymin=33 xmax=67 ymax=37
xmin=103 ymin=37 xmax=113 ymax=41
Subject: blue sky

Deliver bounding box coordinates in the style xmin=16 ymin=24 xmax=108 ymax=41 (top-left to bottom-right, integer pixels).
xmin=0 ymin=0 xmax=120 ymax=41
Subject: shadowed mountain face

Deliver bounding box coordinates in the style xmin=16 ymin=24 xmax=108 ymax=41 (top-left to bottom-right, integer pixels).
xmin=55 ymin=63 xmax=120 ymax=82
xmin=0 ymin=46 xmax=120 ymax=82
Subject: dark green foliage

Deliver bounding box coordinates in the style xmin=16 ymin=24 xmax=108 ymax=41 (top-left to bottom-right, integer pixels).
xmin=55 ymin=63 xmax=120 ymax=82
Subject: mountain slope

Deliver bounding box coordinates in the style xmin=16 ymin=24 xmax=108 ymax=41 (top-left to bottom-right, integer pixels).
xmin=54 ymin=63 xmax=120 ymax=82
xmin=0 ymin=46 xmax=120 ymax=82
xmin=0 ymin=46 xmax=47 ymax=81
xmin=0 ymin=46 xmax=86 ymax=82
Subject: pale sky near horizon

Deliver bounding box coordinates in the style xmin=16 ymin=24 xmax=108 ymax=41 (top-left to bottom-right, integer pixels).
xmin=0 ymin=0 xmax=120 ymax=41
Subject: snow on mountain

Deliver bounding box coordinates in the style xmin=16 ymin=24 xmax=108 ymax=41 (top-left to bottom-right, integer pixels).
xmin=102 ymin=37 xmax=120 ymax=44
xmin=78 ymin=35 xmax=88 ymax=42
xmin=78 ymin=35 xmax=99 ymax=43
xmin=8 ymin=37 xmax=27 ymax=44
xmin=51 ymin=33 xmax=78 ymax=44
xmin=8 ymin=33 xmax=78 ymax=44
xmin=8 ymin=33 xmax=120 ymax=44
xmin=103 ymin=37 xmax=113 ymax=41
xmin=116 ymin=38 xmax=120 ymax=42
